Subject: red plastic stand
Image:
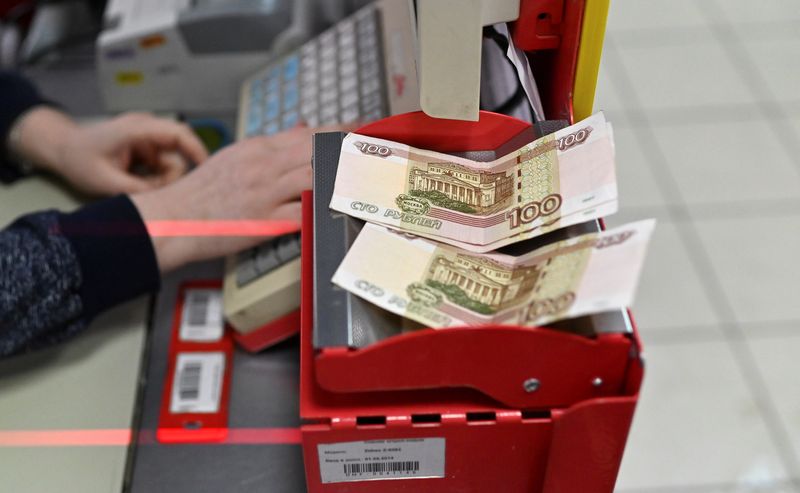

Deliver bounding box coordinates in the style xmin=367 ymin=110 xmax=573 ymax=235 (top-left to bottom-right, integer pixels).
xmin=299 ymin=109 xmax=643 ymax=492
xmin=232 ymin=308 xmax=300 ymax=353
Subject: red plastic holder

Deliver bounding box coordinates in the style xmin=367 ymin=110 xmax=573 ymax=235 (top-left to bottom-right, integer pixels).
xmin=157 ymin=280 xmax=234 ymax=444
xmin=299 ymin=110 xmax=644 ymax=493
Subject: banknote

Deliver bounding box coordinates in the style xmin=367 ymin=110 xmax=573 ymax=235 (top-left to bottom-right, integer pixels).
xmin=330 ymin=112 xmax=617 ymax=253
xmin=332 ymin=220 xmax=655 ymax=329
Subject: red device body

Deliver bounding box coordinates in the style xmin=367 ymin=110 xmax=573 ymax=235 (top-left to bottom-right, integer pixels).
xmin=300 ymin=2 xmax=642 ymax=491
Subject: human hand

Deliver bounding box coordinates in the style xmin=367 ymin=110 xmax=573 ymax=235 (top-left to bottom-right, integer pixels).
xmin=130 ymin=125 xmax=354 ymax=273
xmin=8 ymin=108 xmax=208 ymax=195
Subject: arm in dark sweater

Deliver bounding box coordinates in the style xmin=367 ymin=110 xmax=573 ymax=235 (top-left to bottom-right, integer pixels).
xmin=0 ymin=195 xmax=161 ymax=357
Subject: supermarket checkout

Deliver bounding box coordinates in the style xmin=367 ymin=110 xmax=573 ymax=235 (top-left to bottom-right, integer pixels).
xmin=0 ymin=71 xmax=344 ymax=357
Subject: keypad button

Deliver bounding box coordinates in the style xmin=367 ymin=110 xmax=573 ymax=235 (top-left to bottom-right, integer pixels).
xmin=360 ymin=92 xmax=383 ymax=113
xmin=300 ymin=71 xmax=317 ymax=90
xmin=301 ymin=99 xmax=318 ymax=117
xmin=339 ymin=59 xmax=358 ymax=79
xmin=246 ymin=117 xmax=261 ymax=136
xmin=340 ymin=105 xmax=359 ymax=124
xmin=359 ymin=77 xmax=381 ymax=97
xmin=300 ymin=41 xmax=317 ymax=59
xmin=362 ymin=108 xmax=384 ymax=122
xmin=340 ymin=75 xmax=358 ymax=94
xmin=284 ymin=85 xmax=299 ymax=109
xmin=358 ymin=49 xmax=378 ymax=67
xmin=254 ymin=245 xmax=281 ymax=275
xmin=264 ymin=121 xmax=280 ymax=135
xmin=266 ymin=95 xmax=280 ymax=120
xmin=341 ymin=89 xmax=359 ymax=109
xmin=275 ymin=234 xmax=301 ymax=262
xmin=266 ymin=75 xmax=280 ymax=94
xmin=320 ymin=58 xmax=337 ymax=77
xmin=360 ymin=61 xmax=380 ymax=81
xmin=336 ymin=18 xmax=355 ymax=36
xmin=319 ymin=29 xmax=336 ymax=48
xmin=300 ymin=79 xmax=318 ymax=99
xmin=304 ymin=114 xmax=319 ymax=127
xmin=283 ymin=55 xmax=300 ymax=81
xmin=249 ymin=81 xmax=263 ymax=100
xmin=320 ymin=88 xmax=338 ymax=106
xmin=282 ymin=110 xmax=299 ymax=129
xmin=320 ymin=104 xmax=338 ymax=122
xmin=236 ymin=251 xmax=261 ymax=287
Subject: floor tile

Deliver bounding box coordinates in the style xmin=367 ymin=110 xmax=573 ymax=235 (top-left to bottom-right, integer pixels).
xmin=737 ymin=35 xmax=800 ymax=102
xmin=696 ymin=482 xmax=800 ymax=493
xmin=601 ymin=218 xmax=721 ymax=334
xmin=594 ymin=59 xmax=629 ymax=122
xmin=616 ymin=340 xmax=790 ymax=490
xmin=613 ymin=31 xmax=758 ymax=110
xmin=708 ymin=0 xmax=800 ymax=24
xmin=613 ymin=125 xmax=670 ymax=210
xmin=606 ymin=0 xmax=709 ymax=31
xmin=652 ymin=119 xmax=800 ymax=206
xmin=693 ymin=214 xmax=800 ymax=324
xmin=747 ymin=334 xmax=800 ymax=470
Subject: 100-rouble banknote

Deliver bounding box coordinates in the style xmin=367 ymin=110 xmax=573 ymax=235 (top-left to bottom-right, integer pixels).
xmin=332 ymin=220 xmax=655 ymax=329
xmin=330 ymin=112 xmax=618 ymax=253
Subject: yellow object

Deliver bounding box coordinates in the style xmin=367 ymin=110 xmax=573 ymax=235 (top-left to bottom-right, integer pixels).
xmin=573 ymin=0 xmax=610 ymax=121
xmin=115 ymin=71 xmax=144 ymax=85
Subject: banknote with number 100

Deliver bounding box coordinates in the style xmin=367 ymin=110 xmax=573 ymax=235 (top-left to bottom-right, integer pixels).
xmin=332 ymin=220 xmax=655 ymax=329
xmin=330 ymin=112 xmax=618 ymax=253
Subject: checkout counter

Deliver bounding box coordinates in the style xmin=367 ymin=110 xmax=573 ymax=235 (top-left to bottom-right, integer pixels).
xmin=0 ymin=64 xmax=307 ymax=493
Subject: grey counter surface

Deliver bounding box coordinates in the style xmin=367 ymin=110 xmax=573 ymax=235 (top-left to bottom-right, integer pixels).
xmin=128 ymin=260 xmax=306 ymax=493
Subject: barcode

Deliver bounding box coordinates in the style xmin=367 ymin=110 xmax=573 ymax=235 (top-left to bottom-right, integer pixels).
xmin=187 ymin=292 xmax=210 ymax=326
xmin=343 ymin=461 xmax=420 ymax=477
xmin=178 ymin=362 xmax=202 ymax=400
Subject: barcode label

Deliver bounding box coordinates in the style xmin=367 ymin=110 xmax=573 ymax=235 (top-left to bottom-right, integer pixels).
xmin=180 ymin=289 xmax=223 ymax=342
xmin=318 ymin=438 xmax=445 ymax=484
xmin=344 ymin=461 xmax=420 ymax=477
xmin=169 ymin=352 xmax=225 ymax=414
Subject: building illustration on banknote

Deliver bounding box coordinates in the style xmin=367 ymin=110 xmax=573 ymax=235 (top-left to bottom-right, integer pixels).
xmin=406 ymin=162 xmax=514 ymax=215
xmin=419 ymin=252 xmax=544 ymax=315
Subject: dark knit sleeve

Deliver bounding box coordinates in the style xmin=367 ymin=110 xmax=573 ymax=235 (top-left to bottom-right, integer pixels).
xmin=0 ymin=196 xmax=160 ymax=357
xmin=0 ymin=70 xmax=51 ymax=183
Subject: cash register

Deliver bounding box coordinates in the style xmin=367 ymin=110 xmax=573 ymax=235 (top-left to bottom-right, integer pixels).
xmin=222 ymin=0 xmax=420 ymax=351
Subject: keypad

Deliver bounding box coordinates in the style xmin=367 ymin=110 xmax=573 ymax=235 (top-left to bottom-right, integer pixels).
xmin=236 ymin=234 xmax=302 ymax=287
xmin=236 ymin=5 xmax=389 ymax=287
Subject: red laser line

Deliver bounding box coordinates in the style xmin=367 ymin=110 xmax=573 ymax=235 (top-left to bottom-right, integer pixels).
xmin=145 ymin=220 xmax=301 ymax=237
xmin=0 ymin=427 xmax=301 ymax=447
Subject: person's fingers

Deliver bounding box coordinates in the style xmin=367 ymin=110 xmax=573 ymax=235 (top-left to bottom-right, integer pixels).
xmin=98 ymin=167 xmax=154 ymax=195
xmin=268 ymin=201 xmax=303 ymax=224
xmin=142 ymin=151 xmax=187 ymax=187
xmin=121 ymin=115 xmax=209 ymax=165
xmin=271 ymin=165 xmax=313 ymax=205
xmin=249 ymin=123 xmax=359 ymax=152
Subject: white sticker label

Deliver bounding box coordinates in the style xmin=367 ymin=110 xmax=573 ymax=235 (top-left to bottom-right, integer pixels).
xmin=318 ymin=438 xmax=445 ymax=484
xmin=169 ymin=352 xmax=225 ymax=414
xmin=180 ymin=289 xmax=224 ymax=342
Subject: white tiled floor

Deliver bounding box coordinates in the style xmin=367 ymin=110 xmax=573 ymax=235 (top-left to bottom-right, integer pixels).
xmin=598 ymin=1 xmax=800 ymax=491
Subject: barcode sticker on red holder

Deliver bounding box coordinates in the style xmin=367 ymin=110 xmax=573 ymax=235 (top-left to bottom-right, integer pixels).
xmin=318 ymin=438 xmax=445 ymax=484
xmin=169 ymin=352 xmax=225 ymax=414
xmin=180 ymin=289 xmax=224 ymax=342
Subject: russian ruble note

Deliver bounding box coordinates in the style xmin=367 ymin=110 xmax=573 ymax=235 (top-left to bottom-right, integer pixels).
xmin=332 ymin=220 xmax=655 ymax=329
xmin=330 ymin=112 xmax=617 ymax=253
